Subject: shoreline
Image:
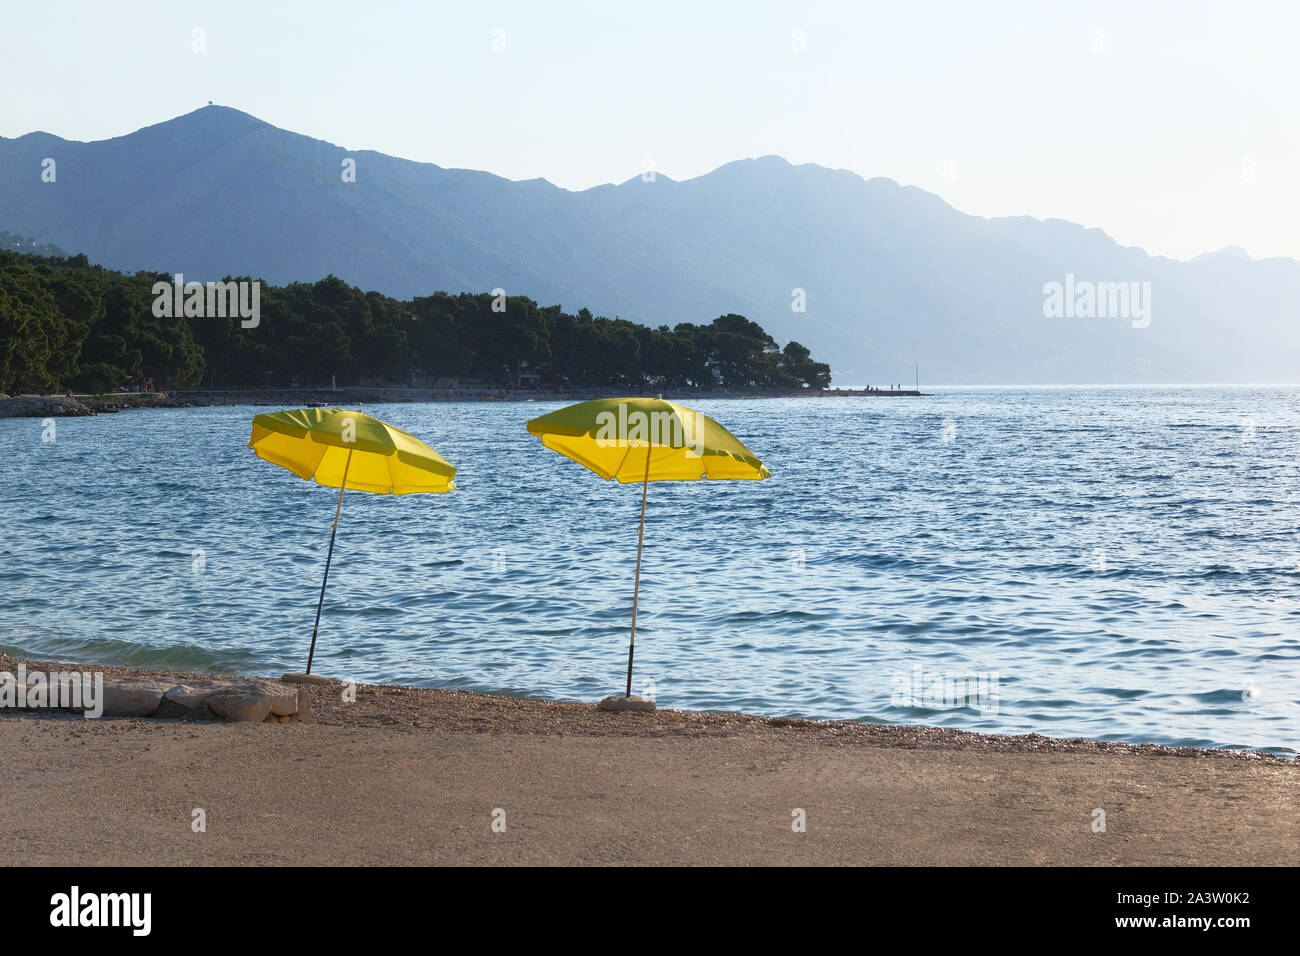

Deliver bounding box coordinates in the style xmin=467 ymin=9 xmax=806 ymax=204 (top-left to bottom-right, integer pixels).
xmin=0 ymin=386 xmax=925 ymax=418
xmin=0 ymin=653 xmax=1287 ymax=761
xmin=5 ymin=654 xmax=1296 ymax=865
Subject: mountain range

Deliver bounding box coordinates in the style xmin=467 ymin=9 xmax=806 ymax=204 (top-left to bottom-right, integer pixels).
xmin=2 ymin=105 xmax=1297 ymax=385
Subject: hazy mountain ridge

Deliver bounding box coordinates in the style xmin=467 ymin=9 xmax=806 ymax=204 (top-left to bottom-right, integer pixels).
xmin=3 ymin=105 xmax=1298 ymax=384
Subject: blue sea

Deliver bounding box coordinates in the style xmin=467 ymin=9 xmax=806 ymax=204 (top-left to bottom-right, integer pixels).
xmin=2 ymin=388 xmax=1298 ymax=754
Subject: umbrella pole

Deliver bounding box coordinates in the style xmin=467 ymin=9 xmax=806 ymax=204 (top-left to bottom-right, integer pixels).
xmin=625 ymin=447 xmax=651 ymax=698
xmin=307 ymin=448 xmax=353 ymax=675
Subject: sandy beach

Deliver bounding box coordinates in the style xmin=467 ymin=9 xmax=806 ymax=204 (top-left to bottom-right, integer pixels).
xmin=2 ymin=654 xmax=1295 ymax=866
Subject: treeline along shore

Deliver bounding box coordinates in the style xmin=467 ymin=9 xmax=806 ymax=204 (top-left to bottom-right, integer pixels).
xmin=0 ymin=248 xmax=846 ymax=400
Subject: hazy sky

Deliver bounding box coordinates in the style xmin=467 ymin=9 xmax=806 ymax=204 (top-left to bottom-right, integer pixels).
xmin=3 ymin=1 xmax=1297 ymax=261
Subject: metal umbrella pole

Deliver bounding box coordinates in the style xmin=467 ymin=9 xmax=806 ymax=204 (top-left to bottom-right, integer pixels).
xmin=625 ymin=446 xmax=652 ymax=697
xmin=306 ymin=448 xmax=353 ymax=675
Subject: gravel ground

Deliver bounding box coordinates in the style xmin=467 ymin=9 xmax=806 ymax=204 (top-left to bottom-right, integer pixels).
xmin=3 ymin=654 xmax=1296 ymax=865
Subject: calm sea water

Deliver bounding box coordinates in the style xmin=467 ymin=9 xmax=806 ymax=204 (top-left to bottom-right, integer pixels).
xmin=3 ymin=388 xmax=1299 ymax=754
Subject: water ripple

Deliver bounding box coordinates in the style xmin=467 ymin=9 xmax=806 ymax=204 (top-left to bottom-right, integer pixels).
xmin=2 ymin=388 xmax=1299 ymax=754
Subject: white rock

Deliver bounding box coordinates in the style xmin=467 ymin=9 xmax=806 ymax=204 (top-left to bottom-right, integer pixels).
xmin=162 ymin=681 xmax=224 ymax=710
xmin=281 ymin=673 xmax=334 ymax=687
xmin=101 ymin=678 xmax=171 ymax=717
xmin=597 ymin=694 xmax=657 ymax=712
xmin=207 ymin=692 xmax=274 ymax=723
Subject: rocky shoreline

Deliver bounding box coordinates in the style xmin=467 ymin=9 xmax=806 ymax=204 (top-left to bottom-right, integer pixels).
xmin=0 ymin=659 xmax=311 ymax=723
xmin=0 ymin=385 xmax=923 ymax=418
xmin=0 ymin=393 xmax=194 ymax=417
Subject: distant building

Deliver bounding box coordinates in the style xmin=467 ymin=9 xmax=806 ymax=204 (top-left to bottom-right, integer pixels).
xmin=512 ymin=361 xmax=542 ymax=388
xmin=432 ymin=377 xmax=489 ymax=390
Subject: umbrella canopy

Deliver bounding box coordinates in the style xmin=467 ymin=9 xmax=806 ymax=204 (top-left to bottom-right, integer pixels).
xmin=248 ymin=407 xmax=456 ymax=493
xmin=247 ymin=407 xmax=456 ymax=676
xmin=526 ymin=396 xmax=769 ymax=709
xmin=525 ymin=396 xmax=770 ymax=482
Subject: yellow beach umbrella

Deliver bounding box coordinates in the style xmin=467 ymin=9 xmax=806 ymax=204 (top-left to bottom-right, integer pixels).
xmin=526 ymin=396 xmax=769 ymax=710
xmin=247 ymin=407 xmax=456 ymax=676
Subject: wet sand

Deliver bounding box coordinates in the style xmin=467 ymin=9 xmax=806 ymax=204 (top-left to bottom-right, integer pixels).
xmin=3 ymin=655 xmax=1296 ymax=866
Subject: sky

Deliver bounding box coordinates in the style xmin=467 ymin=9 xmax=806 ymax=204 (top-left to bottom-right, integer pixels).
xmin=3 ymin=0 xmax=1298 ymax=262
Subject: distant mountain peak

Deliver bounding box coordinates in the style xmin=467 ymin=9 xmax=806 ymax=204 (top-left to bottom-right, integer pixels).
xmin=615 ymin=170 xmax=679 ymax=187
xmin=1192 ymin=244 xmax=1253 ymax=261
xmin=145 ymin=104 xmax=271 ymax=133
